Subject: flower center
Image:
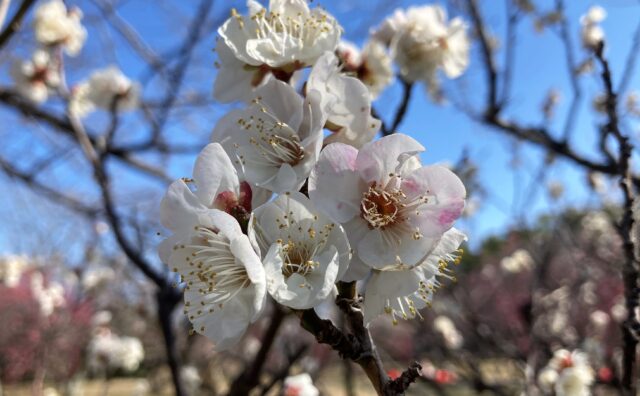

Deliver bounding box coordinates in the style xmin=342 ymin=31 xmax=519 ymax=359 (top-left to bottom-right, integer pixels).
xmin=360 ymin=184 xmax=404 ymax=229
xmin=177 ymin=226 xmax=250 ymax=321
xmin=280 ymin=240 xmax=318 ymax=278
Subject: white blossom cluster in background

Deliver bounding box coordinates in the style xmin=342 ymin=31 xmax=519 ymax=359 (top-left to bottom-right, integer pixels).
xmin=10 ymin=0 xmax=139 ymax=116
xmin=159 ymin=0 xmax=469 ymax=351
xmin=282 ymin=373 xmax=319 ymax=396
xmin=87 ymin=326 xmax=145 ymax=374
xmin=538 ymin=349 xmax=594 ymax=396
xmin=0 ymin=255 xmax=66 ymax=318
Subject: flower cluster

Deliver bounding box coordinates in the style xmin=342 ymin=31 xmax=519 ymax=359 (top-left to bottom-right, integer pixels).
xmin=159 ymin=0 xmax=467 ymax=351
xmin=11 ymin=1 xmax=139 ymax=116
xmin=371 ymin=4 xmax=470 ymax=99
xmin=87 ymin=328 xmax=145 ymax=374
xmin=580 ymin=6 xmax=606 ymax=50
xmin=538 ymin=349 xmax=594 ymax=396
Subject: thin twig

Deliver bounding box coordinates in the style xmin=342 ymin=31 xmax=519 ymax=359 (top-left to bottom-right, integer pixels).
xmin=0 ymin=0 xmax=35 ymax=51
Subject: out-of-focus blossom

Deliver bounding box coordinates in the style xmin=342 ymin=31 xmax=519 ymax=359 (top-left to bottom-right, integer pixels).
xmin=0 ymin=255 xmax=29 ymax=287
xmin=91 ymin=310 xmax=113 ymax=327
xmin=626 ymin=91 xmax=640 ymax=116
xmin=70 ymin=67 xmax=140 ymax=118
xmin=374 ymin=5 xmax=469 ymax=98
xmin=500 ymin=249 xmax=534 ymax=273
xmin=215 ymin=0 xmax=341 ymax=102
xmin=589 ymin=310 xmax=609 ymax=331
xmin=87 ymin=329 xmax=144 ymax=373
xmin=337 ymin=40 xmax=394 ymax=99
xmin=433 ymin=315 xmax=463 ymax=349
xmin=547 ymin=182 xmax=564 ymax=200
xmin=81 ymin=266 xmax=116 ymax=291
xmin=33 ymin=0 xmax=86 ymax=56
xmin=30 ymin=272 xmax=66 ymax=317
xmin=10 ymin=50 xmax=60 ymax=103
xmin=283 ymin=373 xmax=319 ymax=396
xmin=248 ymin=193 xmax=350 ymax=310
xmin=181 ymin=366 xmax=202 ymax=395
xmin=212 ymin=79 xmax=326 ymax=193
xmin=539 ymin=349 xmax=594 ymax=396
xmin=580 ymin=6 xmax=606 ymax=50
xmin=308 ymin=51 xmax=380 ymax=148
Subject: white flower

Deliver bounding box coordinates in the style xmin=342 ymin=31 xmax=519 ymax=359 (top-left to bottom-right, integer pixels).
xmin=539 ymin=349 xmax=594 ymax=396
xmin=308 ymin=52 xmax=380 ymax=148
xmin=212 ymin=79 xmax=326 ymax=193
xmin=309 ymin=134 xmax=466 ymax=282
xmin=33 ymin=0 xmax=87 ymax=56
xmin=160 ymin=148 xmax=267 ymax=349
xmin=359 ymin=40 xmax=394 ymax=98
xmin=500 ymin=249 xmax=534 ymax=273
xmin=248 ymin=193 xmax=350 ymax=310
xmin=362 ymin=228 xmax=465 ymax=324
xmin=10 ymin=50 xmax=60 ymax=103
xmin=580 ymin=6 xmax=606 ymax=50
xmin=0 ymin=254 xmax=29 ymax=287
xmin=181 ymin=366 xmax=202 ymax=395
xmin=87 ymin=330 xmax=144 ymax=373
xmin=70 ymin=67 xmax=140 ymax=117
xmin=388 ymin=5 xmax=469 ymax=95
xmin=91 ymin=310 xmax=113 ymax=327
xmin=30 ymin=272 xmax=66 ymax=317
xmin=371 ymin=9 xmax=408 ymax=46
xmin=283 ymin=373 xmax=319 ymax=396
xmin=337 ymin=40 xmax=394 ymax=100
xmin=219 ymin=0 xmax=341 ymax=69
xmin=82 ymin=266 xmax=116 ymax=291
xmin=433 ymin=315 xmax=463 ymax=349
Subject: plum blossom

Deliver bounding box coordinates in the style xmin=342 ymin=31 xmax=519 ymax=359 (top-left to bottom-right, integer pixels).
xmin=283 ymin=373 xmax=319 ymax=396
xmin=580 ymin=6 xmax=606 ymax=50
xmin=212 ymin=79 xmax=326 ymax=193
xmin=376 ymin=5 xmax=469 ymax=97
xmin=538 ymin=349 xmax=594 ymax=396
xmin=362 ymin=228 xmax=465 ymax=324
xmin=248 ymin=193 xmax=350 ymax=310
xmin=33 ymin=0 xmax=87 ymax=56
xmin=70 ymin=67 xmax=140 ymax=118
xmin=433 ymin=315 xmax=463 ymax=349
xmin=10 ymin=50 xmax=60 ymax=103
xmin=30 ymin=272 xmax=66 ymax=317
xmin=215 ymin=0 xmax=342 ymax=102
xmin=371 ymin=9 xmax=408 ymax=46
xmin=337 ymin=40 xmax=394 ymax=99
xmin=0 ymin=255 xmax=29 ymax=287
xmin=307 ymin=52 xmax=380 ymax=148
xmin=309 ymin=134 xmax=466 ymax=282
xmin=500 ymin=249 xmax=534 ymax=273
xmin=87 ymin=329 xmax=144 ymax=373
xmin=160 ymin=145 xmax=267 ymax=350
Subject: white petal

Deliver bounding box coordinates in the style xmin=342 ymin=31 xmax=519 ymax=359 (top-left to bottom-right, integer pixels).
xmin=160 ymin=181 xmax=206 ymax=230
xmin=193 ymin=143 xmax=240 ymax=208
xmin=309 ymin=143 xmax=363 ymax=223
xmin=356 ymin=134 xmax=424 ymax=184
xmin=363 ymin=269 xmax=422 ymax=324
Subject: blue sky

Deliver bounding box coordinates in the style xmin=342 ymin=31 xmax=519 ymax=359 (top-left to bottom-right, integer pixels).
xmin=0 ymin=0 xmax=639 ymax=257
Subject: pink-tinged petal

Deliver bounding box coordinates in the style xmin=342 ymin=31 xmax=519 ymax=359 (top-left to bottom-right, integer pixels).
xmin=193 ymin=143 xmax=240 ymax=209
xmin=356 ymin=134 xmax=424 ymax=184
xmin=309 ymin=143 xmax=363 ymax=223
xmin=160 ymin=180 xmax=206 ymax=231
xmin=403 ymin=165 xmax=466 ymax=235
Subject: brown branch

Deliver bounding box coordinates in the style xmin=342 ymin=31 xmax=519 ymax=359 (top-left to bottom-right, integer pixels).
xmin=594 ymin=42 xmax=639 ymax=395
xmin=387 ymin=79 xmax=414 ymax=135
xmin=0 ymin=155 xmax=100 ymax=217
xmin=467 ymin=0 xmax=498 ymax=115
xmin=227 ymin=307 xmax=287 ymax=396
xmin=0 ymin=0 xmax=36 ymax=51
